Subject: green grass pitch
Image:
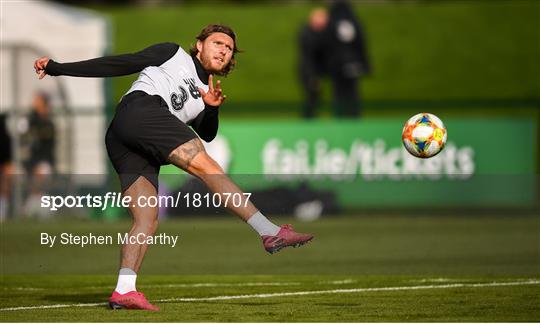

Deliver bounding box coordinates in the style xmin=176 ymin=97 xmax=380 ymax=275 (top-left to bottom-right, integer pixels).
xmin=1 ymin=215 xmax=539 ymax=321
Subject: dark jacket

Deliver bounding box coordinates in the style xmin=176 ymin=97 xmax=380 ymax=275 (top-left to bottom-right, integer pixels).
xmin=326 ymin=0 xmax=371 ymax=79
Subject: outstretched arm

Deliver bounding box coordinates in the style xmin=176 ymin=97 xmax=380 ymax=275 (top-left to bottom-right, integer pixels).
xmin=34 ymin=42 xmax=179 ymax=79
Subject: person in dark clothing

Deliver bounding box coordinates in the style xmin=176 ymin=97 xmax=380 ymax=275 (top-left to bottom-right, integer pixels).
xmin=22 ymin=92 xmax=56 ymax=219
xmin=326 ymin=0 xmax=371 ymax=117
xmin=0 ymin=113 xmax=14 ymax=221
xmin=26 ymin=92 xmax=55 ymax=173
xmin=0 ymin=115 xmax=12 ymax=167
xmin=298 ymin=8 xmax=329 ymax=119
xmin=34 ymin=24 xmax=314 ymax=311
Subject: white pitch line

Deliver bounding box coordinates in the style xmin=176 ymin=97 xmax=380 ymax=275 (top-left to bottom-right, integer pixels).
xmin=1 ymin=279 xmax=538 ymax=312
xmin=141 ymin=282 xmax=302 ymax=288
xmin=1 ymin=287 xmax=45 ymax=291
xmin=318 ymin=279 xmax=356 ymax=284
xmin=0 ymin=302 xmax=107 ymax=311
xmin=142 ymin=279 xmax=357 ymax=289
xmin=409 ymin=278 xmax=468 ymax=284
xmin=157 ymin=279 xmax=540 ymax=303
xmin=6 ymin=279 xmax=355 ymax=291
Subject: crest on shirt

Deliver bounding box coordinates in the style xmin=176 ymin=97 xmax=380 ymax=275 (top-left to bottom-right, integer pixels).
xmin=171 ymin=85 xmax=188 ymax=111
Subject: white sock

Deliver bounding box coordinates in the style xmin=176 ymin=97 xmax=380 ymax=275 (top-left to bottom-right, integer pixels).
xmin=114 ymin=268 xmax=137 ymax=294
xmin=247 ymin=211 xmax=280 ymax=236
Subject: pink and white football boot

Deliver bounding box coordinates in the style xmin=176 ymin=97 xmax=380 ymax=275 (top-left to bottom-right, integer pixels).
xmin=109 ymin=291 xmax=159 ymax=311
xmin=262 ymin=224 xmax=314 ymax=254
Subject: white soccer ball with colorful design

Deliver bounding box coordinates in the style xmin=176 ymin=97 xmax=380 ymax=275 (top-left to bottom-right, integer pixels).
xmin=402 ymin=113 xmax=447 ymax=158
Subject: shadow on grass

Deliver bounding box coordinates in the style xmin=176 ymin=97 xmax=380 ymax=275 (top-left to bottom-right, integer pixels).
xmin=41 ymin=292 xmax=108 ymax=304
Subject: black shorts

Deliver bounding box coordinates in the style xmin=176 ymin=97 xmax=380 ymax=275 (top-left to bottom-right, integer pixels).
xmin=105 ymin=91 xmax=197 ymax=192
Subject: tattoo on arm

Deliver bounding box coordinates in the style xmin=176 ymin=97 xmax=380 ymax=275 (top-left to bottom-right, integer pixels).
xmin=168 ymin=138 xmax=205 ymax=170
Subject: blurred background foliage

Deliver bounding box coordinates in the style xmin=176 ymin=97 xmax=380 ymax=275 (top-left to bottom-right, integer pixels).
xmin=50 ymin=0 xmax=539 ymax=119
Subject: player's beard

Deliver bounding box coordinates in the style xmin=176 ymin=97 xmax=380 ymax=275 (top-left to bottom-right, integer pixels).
xmin=199 ymin=53 xmax=228 ymax=76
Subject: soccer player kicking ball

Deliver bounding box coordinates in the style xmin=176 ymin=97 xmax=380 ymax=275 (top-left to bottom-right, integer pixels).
xmin=34 ymin=24 xmax=313 ymax=311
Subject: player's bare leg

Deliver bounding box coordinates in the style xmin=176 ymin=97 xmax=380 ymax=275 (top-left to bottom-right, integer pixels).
xmin=121 ymin=176 xmax=159 ymax=272
xmin=168 ymin=138 xmax=256 ymax=220
xmin=167 ymin=138 xmax=314 ymax=254
xmin=109 ymin=176 xmax=159 ymax=311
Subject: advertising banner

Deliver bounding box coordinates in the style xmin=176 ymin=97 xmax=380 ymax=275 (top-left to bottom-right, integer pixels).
xmin=162 ymin=118 xmax=536 ymax=208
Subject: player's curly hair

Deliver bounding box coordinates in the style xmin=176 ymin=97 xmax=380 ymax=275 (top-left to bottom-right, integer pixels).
xmin=190 ymin=24 xmax=241 ymax=77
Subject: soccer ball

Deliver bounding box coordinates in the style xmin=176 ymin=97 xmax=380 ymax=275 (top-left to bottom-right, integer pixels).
xmin=402 ymin=113 xmax=447 ymax=158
